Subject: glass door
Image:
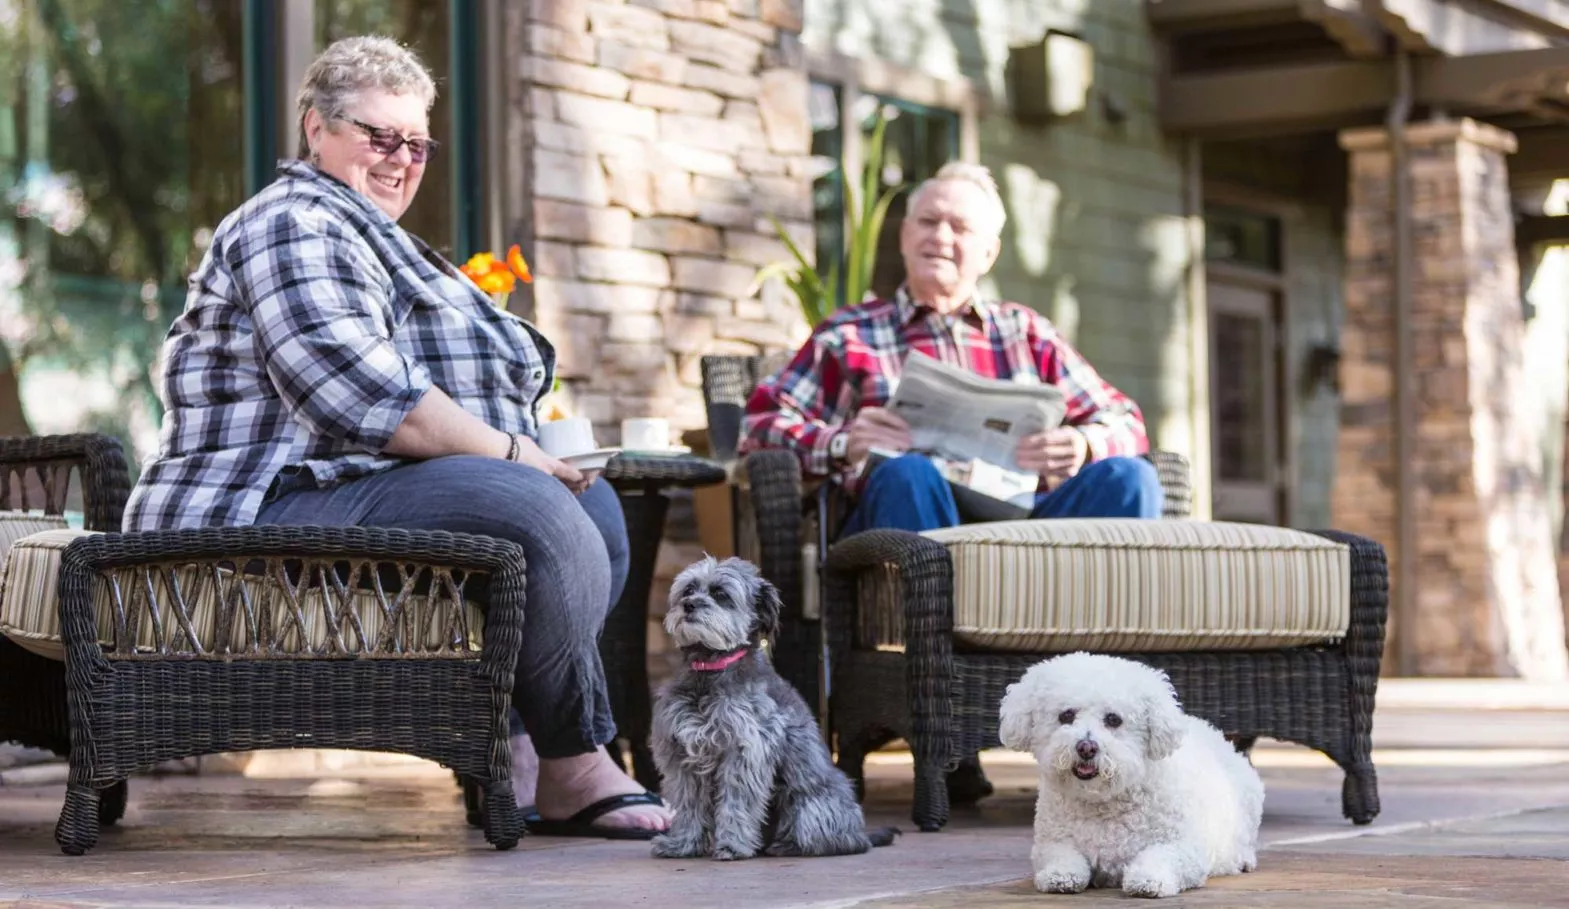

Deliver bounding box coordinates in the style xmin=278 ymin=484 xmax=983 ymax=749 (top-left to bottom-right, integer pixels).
xmin=1208 ymin=280 xmax=1284 ymax=524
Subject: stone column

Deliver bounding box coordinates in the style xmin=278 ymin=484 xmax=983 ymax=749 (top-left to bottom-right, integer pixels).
xmin=503 ymin=0 xmax=817 ymax=679
xmin=1336 ymin=118 xmax=1568 ymax=679
xmin=505 ymin=0 xmax=814 ymax=440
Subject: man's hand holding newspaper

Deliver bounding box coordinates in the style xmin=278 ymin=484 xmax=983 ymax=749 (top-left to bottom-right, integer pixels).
xmin=863 ymin=351 xmax=1071 ymax=509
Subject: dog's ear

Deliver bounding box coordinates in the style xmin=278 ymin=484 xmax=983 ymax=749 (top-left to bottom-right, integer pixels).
xmin=997 ymin=679 xmax=1038 ymax=752
xmin=750 ymin=575 xmax=783 ymax=640
xmin=1141 ymin=672 xmax=1186 ymax=762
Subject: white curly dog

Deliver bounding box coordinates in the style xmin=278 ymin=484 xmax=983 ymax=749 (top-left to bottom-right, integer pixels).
xmin=998 ymin=652 xmax=1265 ymax=899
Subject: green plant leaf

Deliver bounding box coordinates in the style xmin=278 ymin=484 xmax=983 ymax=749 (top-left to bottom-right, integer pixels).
xmin=747 ymin=108 xmax=907 ymax=325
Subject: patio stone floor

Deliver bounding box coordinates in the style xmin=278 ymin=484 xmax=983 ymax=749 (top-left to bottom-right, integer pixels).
xmin=2 ymin=679 xmax=1568 ymax=907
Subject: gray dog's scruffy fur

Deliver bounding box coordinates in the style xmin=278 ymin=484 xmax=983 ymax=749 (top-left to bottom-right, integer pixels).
xmin=651 ymin=556 xmax=898 ymax=861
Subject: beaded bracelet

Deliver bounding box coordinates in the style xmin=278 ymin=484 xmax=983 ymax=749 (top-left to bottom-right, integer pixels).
xmin=505 ymin=432 xmax=520 ymax=463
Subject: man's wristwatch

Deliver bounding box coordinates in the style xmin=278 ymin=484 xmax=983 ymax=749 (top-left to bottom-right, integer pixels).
xmin=827 ymin=431 xmax=849 ymax=464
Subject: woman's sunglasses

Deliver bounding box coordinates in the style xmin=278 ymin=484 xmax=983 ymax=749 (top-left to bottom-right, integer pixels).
xmin=339 ymin=117 xmax=440 ymax=163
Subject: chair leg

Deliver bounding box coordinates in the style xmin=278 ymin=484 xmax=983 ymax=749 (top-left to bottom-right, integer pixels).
xmin=946 ymin=753 xmax=994 ymax=805
xmin=836 ymin=741 xmax=867 ymax=802
xmin=98 ymin=779 xmax=129 ymax=827
xmin=480 ymin=780 xmax=523 ymax=850
xmin=461 ymin=776 xmax=484 ymax=828
xmin=55 ymin=784 xmax=102 ymax=856
xmin=1341 ymin=761 xmax=1380 ymax=825
xmin=911 ymin=755 xmax=949 ymax=833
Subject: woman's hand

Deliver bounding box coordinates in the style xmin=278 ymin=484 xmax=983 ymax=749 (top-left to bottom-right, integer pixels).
xmin=512 ymin=435 xmax=590 ymax=494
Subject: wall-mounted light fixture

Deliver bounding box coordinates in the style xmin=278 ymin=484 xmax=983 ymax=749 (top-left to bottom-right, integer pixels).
xmin=1008 ymin=31 xmax=1095 ymax=123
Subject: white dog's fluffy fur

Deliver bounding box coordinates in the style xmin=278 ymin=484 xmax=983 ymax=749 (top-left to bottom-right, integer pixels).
xmin=998 ymin=653 xmax=1265 ymax=899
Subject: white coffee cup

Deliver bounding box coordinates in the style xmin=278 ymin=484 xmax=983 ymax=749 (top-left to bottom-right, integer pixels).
xmin=621 ymin=417 xmax=670 ymax=451
xmin=537 ymin=416 xmax=597 ymax=457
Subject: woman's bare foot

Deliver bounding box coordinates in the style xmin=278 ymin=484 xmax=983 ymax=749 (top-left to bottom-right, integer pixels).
xmin=535 ymin=746 xmax=672 ymax=833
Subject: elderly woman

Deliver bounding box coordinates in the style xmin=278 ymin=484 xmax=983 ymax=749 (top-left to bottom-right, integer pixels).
xmin=124 ymin=36 xmax=670 ymax=839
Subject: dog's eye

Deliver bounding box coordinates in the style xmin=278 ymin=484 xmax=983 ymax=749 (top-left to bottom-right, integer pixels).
xmin=1057 ymin=709 xmax=1076 ymax=725
xmin=1103 ymin=712 xmax=1122 ymax=729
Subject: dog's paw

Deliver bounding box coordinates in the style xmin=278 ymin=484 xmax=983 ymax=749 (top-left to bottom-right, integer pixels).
xmin=712 ymin=843 xmax=757 ymax=862
xmin=650 ymin=834 xmax=706 ymax=859
xmin=1121 ymin=870 xmax=1183 ymax=899
xmin=1033 ymin=868 xmax=1090 ymax=894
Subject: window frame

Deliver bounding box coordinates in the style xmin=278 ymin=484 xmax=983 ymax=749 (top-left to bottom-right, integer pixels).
xmin=806 ymin=51 xmax=981 ymax=304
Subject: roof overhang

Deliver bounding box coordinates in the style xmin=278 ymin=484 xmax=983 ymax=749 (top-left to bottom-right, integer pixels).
xmin=1150 ymin=0 xmax=1569 ymax=139
xmin=1162 ymin=47 xmax=1569 ymax=138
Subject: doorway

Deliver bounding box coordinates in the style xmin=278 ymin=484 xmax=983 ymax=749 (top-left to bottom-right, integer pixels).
xmin=1205 ymin=204 xmax=1288 ymax=525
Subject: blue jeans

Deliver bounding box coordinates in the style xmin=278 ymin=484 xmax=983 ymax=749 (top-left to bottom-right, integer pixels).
xmin=254 ymin=456 xmax=630 ymax=759
xmin=840 ymin=453 xmax=1164 ymax=536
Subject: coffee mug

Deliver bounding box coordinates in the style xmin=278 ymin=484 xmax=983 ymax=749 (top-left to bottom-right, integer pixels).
xmin=621 ymin=417 xmax=670 ymax=451
xmin=537 ymin=416 xmax=597 ymax=457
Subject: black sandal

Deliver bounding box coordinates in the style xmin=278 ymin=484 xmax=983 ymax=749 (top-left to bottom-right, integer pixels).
xmin=526 ymin=792 xmax=667 ymax=840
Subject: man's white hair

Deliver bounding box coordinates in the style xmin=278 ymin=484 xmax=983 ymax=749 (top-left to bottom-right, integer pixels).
xmin=907 ymin=161 xmax=1007 ymax=237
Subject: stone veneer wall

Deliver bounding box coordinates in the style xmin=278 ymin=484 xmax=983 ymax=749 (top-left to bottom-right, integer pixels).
xmin=507 ymin=0 xmax=814 ymax=439
xmin=1336 ymin=118 xmax=1567 ymax=679
xmin=503 ymin=0 xmax=816 ymax=678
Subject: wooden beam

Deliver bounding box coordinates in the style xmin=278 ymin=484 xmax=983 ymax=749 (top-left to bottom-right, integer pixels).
xmin=1511 ymin=126 xmax=1569 ymax=179
xmin=1160 ymin=59 xmax=1395 ymax=136
xmin=1146 ymin=0 xmax=1310 ymax=33
xmin=1303 ymin=0 xmax=1389 ymax=58
xmin=1517 ymin=214 xmax=1569 ymax=248
xmin=1162 ymin=46 xmax=1569 ymax=136
xmin=1417 ymin=46 xmax=1569 ymax=111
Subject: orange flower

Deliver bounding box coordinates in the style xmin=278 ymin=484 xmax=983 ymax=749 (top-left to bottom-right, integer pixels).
xmin=507 ymin=244 xmax=533 ymax=284
xmin=461 ymin=245 xmax=534 ymax=307
xmin=476 ymin=269 xmax=515 ymax=295
xmin=460 ymin=252 xmax=501 ymax=282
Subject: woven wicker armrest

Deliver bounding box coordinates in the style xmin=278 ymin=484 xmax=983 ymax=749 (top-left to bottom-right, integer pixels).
xmin=1305 ymin=529 xmax=1389 ymax=752
xmin=1144 ymin=450 xmax=1192 ymax=519
xmin=823 ymin=528 xmax=957 ymax=770
xmin=0 ymin=433 xmax=130 ymax=531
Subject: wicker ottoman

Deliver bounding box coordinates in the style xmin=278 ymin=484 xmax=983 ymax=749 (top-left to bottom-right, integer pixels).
xmin=0 ymin=523 xmax=528 ymax=855
xmin=822 ymin=518 xmax=1388 ymax=832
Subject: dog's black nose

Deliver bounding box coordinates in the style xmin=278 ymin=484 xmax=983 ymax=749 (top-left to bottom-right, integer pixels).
xmin=1076 ymin=739 xmax=1098 ymax=760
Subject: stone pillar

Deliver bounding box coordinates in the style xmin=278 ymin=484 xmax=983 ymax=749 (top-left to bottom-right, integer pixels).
xmin=505 ymin=0 xmax=814 ymax=440
xmin=1336 ymin=118 xmax=1568 ymax=679
xmin=503 ymin=0 xmax=816 ymax=679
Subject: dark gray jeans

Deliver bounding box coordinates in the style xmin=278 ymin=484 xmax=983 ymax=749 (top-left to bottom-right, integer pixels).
xmin=255 ymin=455 xmax=630 ymax=759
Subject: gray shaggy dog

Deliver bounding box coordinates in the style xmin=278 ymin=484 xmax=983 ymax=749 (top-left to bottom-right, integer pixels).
xmin=650 ymin=556 xmax=898 ymax=861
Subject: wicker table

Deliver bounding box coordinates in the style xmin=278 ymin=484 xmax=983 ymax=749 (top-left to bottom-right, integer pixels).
xmin=600 ymin=451 xmax=727 ymax=791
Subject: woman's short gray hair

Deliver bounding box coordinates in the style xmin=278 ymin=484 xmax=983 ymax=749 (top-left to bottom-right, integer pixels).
xmin=908 ymin=162 xmax=1007 ymax=237
xmin=295 ymin=36 xmax=437 ymax=157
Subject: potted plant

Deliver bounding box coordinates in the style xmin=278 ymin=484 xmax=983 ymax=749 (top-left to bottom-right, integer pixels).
xmin=753 ymin=112 xmax=902 ymax=326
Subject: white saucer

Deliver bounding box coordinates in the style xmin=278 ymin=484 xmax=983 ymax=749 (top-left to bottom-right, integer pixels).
xmin=620 ymin=446 xmax=692 ymax=457
xmin=558 ymin=447 xmax=621 ymax=471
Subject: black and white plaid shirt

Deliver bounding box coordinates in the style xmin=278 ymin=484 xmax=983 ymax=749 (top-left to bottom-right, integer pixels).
xmin=125 ymin=160 xmax=554 ymax=531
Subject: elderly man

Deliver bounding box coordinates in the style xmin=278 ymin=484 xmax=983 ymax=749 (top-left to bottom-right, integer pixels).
xmin=742 ymin=161 xmax=1164 ymax=805
xmin=744 ymin=161 xmax=1163 ymax=537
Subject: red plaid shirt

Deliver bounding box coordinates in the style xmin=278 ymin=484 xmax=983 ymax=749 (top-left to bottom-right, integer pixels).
xmin=742 ymin=288 xmax=1148 ymax=481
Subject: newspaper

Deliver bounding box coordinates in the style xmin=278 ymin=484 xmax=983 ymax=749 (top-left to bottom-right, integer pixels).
xmin=881 ymin=351 xmax=1066 ymax=507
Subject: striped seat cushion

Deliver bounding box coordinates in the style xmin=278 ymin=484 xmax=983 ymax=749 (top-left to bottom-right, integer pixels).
xmin=0 ymin=528 xmax=487 ymax=661
xmin=860 ymin=518 xmax=1350 ymax=653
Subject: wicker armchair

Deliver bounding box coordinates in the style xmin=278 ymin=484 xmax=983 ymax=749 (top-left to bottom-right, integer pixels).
xmin=698 ymin=354 xmax=1195 ymax=717
xmin=0 ymin=434 xmax=527 ymax=855
xmin=0 ymin=434 xmax=132 ymax=825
